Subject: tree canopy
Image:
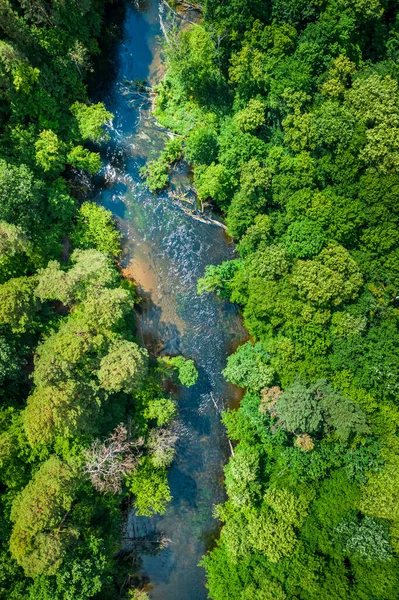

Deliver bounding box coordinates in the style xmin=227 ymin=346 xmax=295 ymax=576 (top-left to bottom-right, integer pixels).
xmin=153 ymin=0 xmax=399 ymax=597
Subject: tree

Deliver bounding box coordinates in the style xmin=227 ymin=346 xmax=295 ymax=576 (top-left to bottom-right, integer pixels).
xmin=274 ymin=379 xmax=323 ymax=434
xmin=234 ymin=98 xmax=266 ymax=132
xmin=32 ymin=326 xmax=97 ymax=389
xmin=317 ymin=382 xmax=369 ymax=441
xmin=10 ymin=456 xmax=76 ymax=577
xmin=147 ymin=424 xmax=178 ymax=468
xmin=223 ymin=342 xmax=275 ymax=392
xmin=66 ymin=145 xmax=102 ymax=174
xmin=291 ymin=244 xmax=363 ymax=307
xmin=35 ymin=130 xmax=66 ymax=174
xmin=167 ymin=26 xmax=223 ymax=102
xmin=284 ymin=219 xmax=326 ymax=258
xmin=0 ymin=276 xmax=38 ymax=332
xmin=0 ymin=221 xmax=30 ymax=282
xmin=0 ymin=0 xmax=163 ymax=597
xmin=155 ymin=1 xmax=399 ymax=597
xmin=226 ymin=158 xmax=271 ymax=238
xmin=96 ymin=339 xmax=148 ymax=394
xmin=321 ymin=55 xmax=356 ymax=98
xmin=224 ymin=445 xmax=261 ymax=507
xmin=36 ymin=249 xmax=117 ymax=305
xmin=140 ymin=138 xmax=182 ymax=192
xmin=71 ymin=202 xmax=121 ymax=257
xmin=248 ymin=488 xmax=308 ymax=562
xmin=144 ymin=398 xmax=177 ymax=426
xmin=237 ymin=215 xmax=272 ymax=258
xmin=0 ymin=336 xmax=22 ymax=387
xmin=25 ymin=537 xmax=111 ymax=600
xmin=127 ymin=458 xmax=172 ymax=516
xmin=197 ymin=259 xmax=241 ymax=298
xmin=274 ymin=379 xmax=369 ymax=441
xmin=129 ymin=590 xmax=150 ymax=600
xmin=359 ymin=456 xmax=399 ymax=523
xmin=185 ymin=126 xmax=219 ymax=165
xmin=347 ymin=75 xmax=399 ymax=174
xmin=0 ymin=221 xmax=29 ymax=256
xmin=84 ymin=424 xmax=143 ymax=494
xmin=76 ymin=287 xmax=134 ymax=331
xmin=335 ymin=516 xmax=392 ymax=561
xmin=194 ymin=162 xmax=234 ymax=208
xmin=70 ymin=102 xmax=112 ymax=142
xmin=158 ymin=355 xmax=199 ymax=387
xmin=23 ymin=382 xmax=97 ymax=446
xmin=0 ymin=160 xmax=45 ymax=233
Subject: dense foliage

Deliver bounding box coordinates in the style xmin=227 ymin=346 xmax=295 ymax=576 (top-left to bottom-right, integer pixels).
xmin=0 ymin=1 xmax=199 ymax=598
xmin=152 ymin=0 xmax=399 ymax=597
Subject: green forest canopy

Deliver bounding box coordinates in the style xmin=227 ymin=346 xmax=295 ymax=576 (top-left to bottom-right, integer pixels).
xmin=0 ymin=1 xmax=199 ymax=598
xmin=149 ymin=0 xmax=399 ymax=598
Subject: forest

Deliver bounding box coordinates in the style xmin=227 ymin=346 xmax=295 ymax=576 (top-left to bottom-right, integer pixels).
xmin=0 ymin=0 xmax=200 ymax=598
xmin=1 ymin=0 xmax=399 ymax=597
xmin=146 ymin=0 xmax=399 ymax=598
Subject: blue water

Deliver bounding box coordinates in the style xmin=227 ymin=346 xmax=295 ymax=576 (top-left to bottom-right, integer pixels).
xmin=94 ymin=2 xmax=247 ymax=597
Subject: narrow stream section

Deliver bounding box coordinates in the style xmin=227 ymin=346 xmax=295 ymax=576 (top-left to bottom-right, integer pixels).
xmin=94 ymin=2 xmax=247 ymax=597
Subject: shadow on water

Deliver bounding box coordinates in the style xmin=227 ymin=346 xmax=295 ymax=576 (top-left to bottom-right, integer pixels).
xmin=93 ymin=1 xmax=248 ymax=598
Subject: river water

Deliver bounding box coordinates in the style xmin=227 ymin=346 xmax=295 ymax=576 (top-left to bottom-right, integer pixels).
xmin=94 ymin=1 xmax=247 ymax=597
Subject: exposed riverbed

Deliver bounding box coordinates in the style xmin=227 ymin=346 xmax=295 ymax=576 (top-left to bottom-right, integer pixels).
xmin=94 ymin=2 xmax=247 ymax=597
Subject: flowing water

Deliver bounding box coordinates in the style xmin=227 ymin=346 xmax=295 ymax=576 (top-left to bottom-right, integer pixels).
xmin=94 ymin=1 xmax=247 ymax=597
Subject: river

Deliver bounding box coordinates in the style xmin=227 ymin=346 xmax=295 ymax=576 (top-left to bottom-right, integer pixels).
xmin=93 ymin=1 xmax=247 ymax=597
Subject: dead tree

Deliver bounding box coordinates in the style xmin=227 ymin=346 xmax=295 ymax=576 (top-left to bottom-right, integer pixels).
xmin=84 ymin=424 xmax=143 ymax=494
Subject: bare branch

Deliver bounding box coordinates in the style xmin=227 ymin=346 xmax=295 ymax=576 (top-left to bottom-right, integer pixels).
xmin=84 ymin=424 xmax=144 ymax=494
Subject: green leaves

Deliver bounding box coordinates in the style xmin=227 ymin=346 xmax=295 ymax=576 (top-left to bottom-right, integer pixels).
xmin=223 ymin=342 xmax=275 ymax=392
xmin=335 ymin=516 xmax=392 ymax=561
xmin=97 ymin=339 xmax=148 ymax=394
xmin=0 ymin=276 xmax=39 ymax=332
xmin=291 ymin=244 xmax=363 ymax=307
xmin=185 ymin=126 xmax=219 ymax=165
xmin=274 ymin=379 xmax=369 ymax=442
xmin=71 ymin=203 xmax=121 ymax=258
xmin=217 ymin=488 xmax=308 ymax=563
xmin=0 ymin=2 xmax=172 ymax=596
xmin=224 ymin=445 xmax=261 ymax=507
xmin=70 ymin=102 xmax=112 ymax=143
xmin=197 ymin=259 xmax=242 ymax=297
xmin=170 ymin=0 xmax=399 ymax=596
xmin=158 ymin=355 xmax=199 ymax=387
xmin=234 ymin=99 xmax=266 ymax=132
xmin=274 ymin=379 xmax=323 ymax=434
xmin=36 ymin=249 xmax=117 ymax=306
xmin=284 ymin=219 xmax=326 ymax=259
xmin=167 ymin=25 xmax=224 ymax=102
xmin=143 ymin=398 xmax=177 ymax=426
xmin=35 ymin=130 xmax=67 ymax=174
xmin=10 ymin=456 xmax=76 ymax=577
xmin=127 ymin=458 xmax=172 ymax=516
xmin=0 ymin=160 xmax=45 ymax=233
xmin=140 ymin=138 xmax=183 ymax=192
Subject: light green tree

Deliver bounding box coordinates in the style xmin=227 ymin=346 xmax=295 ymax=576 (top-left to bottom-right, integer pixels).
xmin=10 ymin=456 xmax=76 ymax=577
xmin=36 ymin=249 xmax=117 ymax=305
xmin=70 ymin=102 xmax=112 ymax=142
xmin=223 ymin=342 xmax=275 ymax=392
xmin=0 ymin=276 xmax=38 ymax=332
xmin=291 ymin=244 xmax=363 ymax=307
xmin=35 ymin=130 xmax=66 ymax=174
xmin=71 ymin=202 xmax=121 ymax=257
xmin=234 ymin=98 xmax=266 ymax=132
xmin=97 ymin=339 xmax=148 ymax=393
